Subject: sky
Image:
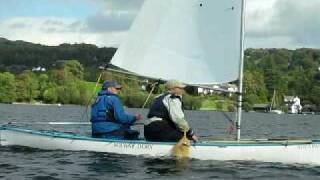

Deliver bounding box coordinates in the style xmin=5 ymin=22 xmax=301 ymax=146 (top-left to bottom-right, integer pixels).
xmin=0 ymin=0 xmax=319 ymax=49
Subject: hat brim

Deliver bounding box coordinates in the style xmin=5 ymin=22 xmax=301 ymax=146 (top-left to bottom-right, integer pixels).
xmin=114 ymin=85 xmax=122 ymax=89
xmin=173 ymin=84 xmax=186 ymax=89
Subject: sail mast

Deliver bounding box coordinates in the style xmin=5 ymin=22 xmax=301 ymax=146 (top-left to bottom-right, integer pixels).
xmin=270 ymin=89 xmax=276 ymax=111
xmin=236 ymin=0 xmax=246 ymax=141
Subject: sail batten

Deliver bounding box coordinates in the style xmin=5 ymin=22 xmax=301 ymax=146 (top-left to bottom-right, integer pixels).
xmin=111 ymin=0 xmax=242 ymax=84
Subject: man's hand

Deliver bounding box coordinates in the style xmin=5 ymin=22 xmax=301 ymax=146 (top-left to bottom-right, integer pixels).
xmin=191 ymin=135 xmax=198 ymax=142
xmin=135 ymin=113 xmax=143 ymax=121
xmin=226 ymin=123 xmax=235 ymax=135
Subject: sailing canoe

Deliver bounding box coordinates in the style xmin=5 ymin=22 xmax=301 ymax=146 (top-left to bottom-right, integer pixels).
xmin=1 ymin=125 xmax=320 ymax=165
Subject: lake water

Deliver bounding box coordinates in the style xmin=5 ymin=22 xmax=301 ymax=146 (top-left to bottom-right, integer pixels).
xmin=0 ymin=103 xmax=320 ymax=179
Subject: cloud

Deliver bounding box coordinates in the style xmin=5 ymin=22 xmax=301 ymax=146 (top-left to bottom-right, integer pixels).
xmin=82 ymin=0 xmax=144 ymax=33
xmin=8 ymin=22 xmax=27 ymax=29
xmin=92 ymin=0 xmax=144 ymax=11
xmin=246 ymin=0 xmax=277 ymax=37
xmin=270 ymin=0 xmax=320 ymax=47
xmin=0 ymin=0 xmax=144 ymax=47
xmin=0 ymin=0 xmax=143 ymax=47
xmin=0 ymin=0 xmax=319 ymax=49
xmin=246 ymin=0 xmax=320 ymax=48
xmin=0 ymin=17 xmax=127 ymax=47
xmin=85 ymin=11 xmax=135 ymax=33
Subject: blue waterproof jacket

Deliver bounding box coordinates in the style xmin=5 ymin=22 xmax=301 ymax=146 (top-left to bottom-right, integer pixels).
xmin=90 ymin=90 xmax=136 ymax=134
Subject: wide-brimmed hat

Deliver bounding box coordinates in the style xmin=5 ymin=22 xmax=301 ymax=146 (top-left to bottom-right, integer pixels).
xmin=165 ymin=80 xmax=186 ymax=90
xmin=102 ymin=80 xmax=122 ymax=89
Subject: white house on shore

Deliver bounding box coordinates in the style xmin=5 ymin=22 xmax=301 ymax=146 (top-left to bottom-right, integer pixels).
xmin=31 ymin=66 xmax=46 ymax=72
xmin=284 ymin=95 xmax=302 ymax=114
xmin=195 ymin=83 xmax=238 ymax=96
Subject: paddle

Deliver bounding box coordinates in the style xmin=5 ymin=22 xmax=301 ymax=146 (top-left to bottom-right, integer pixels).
xmin=171 ymin=130 xmax=191 ymax=159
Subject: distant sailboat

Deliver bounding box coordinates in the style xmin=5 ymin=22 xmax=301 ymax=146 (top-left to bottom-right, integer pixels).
xmin=2 ymin=0 xmax=320 ymax=165
xmin=268 ymin=90 xmax=283 ymax=114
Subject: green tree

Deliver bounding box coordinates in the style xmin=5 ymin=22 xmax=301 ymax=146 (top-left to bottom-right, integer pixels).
xmin=183 ymin=93 xmax=202 ymax=110
xmin=64 ymin=60 xmax=84 ymax=80
xmin=38 ymin=73 xmax=49 ymax=99
xmin=121 ymin=90 xmax=149 ymax=108
xmin=43 ymin=87 xmax=58 ymax=103
xmin=15 ymin=71 xmax=39 ymax=102
xmin=57 ymin=82 xmax=81 ymax=104
xmin=78 ymin=81 xmax=92 ymax=105
xmin=244 ymin=70 xmax=268 ymax=106
xmin=287 ymin=66 xmax=313 ymax=96
xmin=0 ymin=72 xmax=16 ymax=103
xmin=49 ymin=69 xmax=65 ymax=85
xmin=310 ymin=85 xmax=320 ymax=106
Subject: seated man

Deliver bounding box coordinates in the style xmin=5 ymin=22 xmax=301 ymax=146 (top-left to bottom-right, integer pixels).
xmin=91 ymin=80 xmax=142 ymax=140
xmin=144 ymin=80 xmax=198 ymax=142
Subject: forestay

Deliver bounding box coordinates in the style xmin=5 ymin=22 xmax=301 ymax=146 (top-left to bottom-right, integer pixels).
xmin=111 ymin=0 xmax=243 ymax=84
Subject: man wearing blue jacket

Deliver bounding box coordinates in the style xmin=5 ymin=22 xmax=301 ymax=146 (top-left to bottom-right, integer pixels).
xmin=91 ymin=80 xmax=142 ymax=139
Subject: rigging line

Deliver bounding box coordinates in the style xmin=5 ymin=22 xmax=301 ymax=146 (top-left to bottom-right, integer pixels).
xmin=142 ymin=81 xmax=159 ymax=108
xmin=110 ymin=72 xmax=145 ymax=83
xmin=80 ymin=72 xmax=103 ymax=123
xmin=222 ymin=112 xmax=234 ymax=124
xmin=222 ymin=112 xmax=235 ymax=135
xmin=106 ymin=68 xmax=147 ymax=83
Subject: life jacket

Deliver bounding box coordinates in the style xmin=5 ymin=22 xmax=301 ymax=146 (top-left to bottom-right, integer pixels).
xmin=147 ymin=92 xmax=183 ymax=122
xmin=147 ymin=92 xmax=194 ymax=138
xmin=90 ymin=90 xmax=117 ymax=123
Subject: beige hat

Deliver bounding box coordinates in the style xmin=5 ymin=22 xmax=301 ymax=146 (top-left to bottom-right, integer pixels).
xmin=165 ymin=80 xmax=186 ymax=90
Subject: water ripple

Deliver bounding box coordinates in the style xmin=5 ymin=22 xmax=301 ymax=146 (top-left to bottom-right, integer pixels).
xmin=1 ymin=104 xmax=320 ymax=179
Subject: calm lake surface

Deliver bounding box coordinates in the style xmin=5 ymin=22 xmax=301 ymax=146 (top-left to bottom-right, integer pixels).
xmin=0 ymin=103 xmax=320 ymax=179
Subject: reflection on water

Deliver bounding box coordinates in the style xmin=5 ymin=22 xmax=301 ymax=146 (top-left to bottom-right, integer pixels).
xmin=144 ymin=157 xmax=191 ymax=176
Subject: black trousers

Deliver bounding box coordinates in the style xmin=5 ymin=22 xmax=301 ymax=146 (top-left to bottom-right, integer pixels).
xmin=144 ymin=120 xmax=183 ymax=142
xmin=92 ymin=129 xmax=140 ymax=140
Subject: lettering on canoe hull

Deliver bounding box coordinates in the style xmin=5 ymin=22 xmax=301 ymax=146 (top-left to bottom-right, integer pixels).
xmin=113 ymin=142 xmax=153 ymax=150
xmin=297 ymin=144 xmax=320 ymax=150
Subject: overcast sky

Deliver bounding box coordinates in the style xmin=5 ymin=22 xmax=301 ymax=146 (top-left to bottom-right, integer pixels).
xmin=0 ymin=0 xmax=319 ymax=49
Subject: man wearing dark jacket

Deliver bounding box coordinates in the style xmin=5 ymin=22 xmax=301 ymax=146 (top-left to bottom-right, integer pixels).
xmin=91 ymin=80 xmax=142 ymax=139
xmin=144 ymin=80 xmax=198 ymax=142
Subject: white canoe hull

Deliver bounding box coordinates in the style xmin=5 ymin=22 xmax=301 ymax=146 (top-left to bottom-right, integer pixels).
xmin=1 ymin=126 xmax=320 ymax=165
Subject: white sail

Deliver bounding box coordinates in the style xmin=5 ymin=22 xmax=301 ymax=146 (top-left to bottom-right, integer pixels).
xmin=111 ymin=0 xmax=243 ymax=84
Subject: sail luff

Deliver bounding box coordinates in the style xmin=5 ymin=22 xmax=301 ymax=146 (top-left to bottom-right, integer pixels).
xmin=236 ymin=0 xmax=246 ymax=141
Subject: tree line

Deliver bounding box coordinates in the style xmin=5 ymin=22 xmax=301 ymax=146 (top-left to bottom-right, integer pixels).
xmin=243 ymin=48 xmax=320 ymax=111
xmin=0 ymin=38 xmax=320 ymax=111
xmin=0 ymin=37 xmax=115 ymax=76
xmin=0 ymin=60 xmax=204 ymax=110
xmin=0 ymin=60 xmax=90 ymax=105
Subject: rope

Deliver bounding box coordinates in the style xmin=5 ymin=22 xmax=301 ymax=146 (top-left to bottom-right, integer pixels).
xmin=109 ymin=71 xmax=146 ymax=83
xmin=105 ymin=70 xmax=159 ymax=108
xmin=80 ymin=73 xmax=103 ymax=122
xmin=142 ymin=82 xmax=158 ymax=108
